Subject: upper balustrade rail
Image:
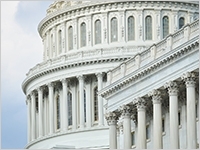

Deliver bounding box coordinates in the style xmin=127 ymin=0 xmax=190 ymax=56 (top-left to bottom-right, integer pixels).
xmin=107 ymin=19 xmax=199 ymax=84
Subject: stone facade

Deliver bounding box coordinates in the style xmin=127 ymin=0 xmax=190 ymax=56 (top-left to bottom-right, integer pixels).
xmin=22 ymin=1 xmax=199 ymax=149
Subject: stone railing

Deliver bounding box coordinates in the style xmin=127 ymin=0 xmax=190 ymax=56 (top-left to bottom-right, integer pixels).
xmin=107 ymin=19 xmax=199 ymax=84
xmin=26 ymin=45 xmax=149 ymax=77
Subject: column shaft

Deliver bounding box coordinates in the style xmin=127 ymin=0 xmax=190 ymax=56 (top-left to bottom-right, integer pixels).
xmin=72 ymin=85 xmax=77 ymax=130
xmin=181 ymin=72 xmax=197 ymax=148
xmin=136 ymin=98 xmax=146 ymax=149
xmin=31 ymin=92 xmax=36 ymax=141
xmin=78 ymin=75 xmax=85 ymax=128
xmin=38 ymin=87 xmax=44 ymax=138
xmin=86 ymin=81 xmax=91 ymax=128
xmin=123 ymin=116 xmax=131 ymax=148
xmin=48 ymin=83 xmax=54 ymax=134
xmin=186 ymin=81 xmax=196 ymax=148
xmin=149 ymin=90 xmax=163 ymax=149
xmin=27 ymin=98 xmax=31 ymax=142
xmin=61 ymin=79 xmax=68 ymax=131
xmin=97 ymin=73 xmax=104 ymax=126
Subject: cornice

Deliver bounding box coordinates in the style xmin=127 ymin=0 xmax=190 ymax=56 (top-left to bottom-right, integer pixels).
xmin=21 ymin=56 xmax=129 ymax=94
xmin=99 ymin=36 xmax=199 ymax=99
xmin=38 ymin=1 xmax=199 ymax=37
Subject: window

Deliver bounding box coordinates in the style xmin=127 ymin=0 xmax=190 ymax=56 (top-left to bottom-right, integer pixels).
xmin=56 ymin=95 xmax=60 ymax=129
xmin=179 ymin=17 xmax=185 ymax=29
xmin=162 ymin=119 xmax=165 ymax=133
xmin=146 ymin=125 xmax=150 ymax=140
xmin=94 ymin=87 xmax=98 ymax=121
xmin=145 ymin=16 xmax=152 ymax=40
xmin=178 ymin=111 xmax=181 ymax=126
xmin=163 ymin=16 xmax=169 ymax=38
xmin=131 ymin=132 xmax=135 ymax=146
xmin=111 ymin=17 xmax=118 ymax=42
xmin=68 ymin=92 xmax=72 ymax=126
xmin=80 ymin=22 xmax=86 ymax=47
xmin=84 ymin=90 xmax=86 ymax=122
xmin=95 ymin=19 xmax=101 ymax=44
xmin=68 ymin=26 xmax=73 ymax=50
xmin=196 ymin=103 xmax=198 ymax=119
xmin=58 ymin=30 xmax=62 ymax=54
xmin=128 ymin=16 xmax=135 ymax=41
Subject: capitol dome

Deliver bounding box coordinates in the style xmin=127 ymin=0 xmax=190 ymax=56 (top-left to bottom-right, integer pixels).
xmin=22 ymin=1 xmax=199 ymax=149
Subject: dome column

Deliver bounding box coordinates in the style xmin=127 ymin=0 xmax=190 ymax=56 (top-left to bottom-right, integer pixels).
xmin=48 ymin=83 xmax=54 ymax=134
xmin=30 ymin=91 xmax=36 ymax=141
xmin=77 ymin=75 xmax=85 ymax=129
xmin=61 ymin=78 xmax=69 ymax=131
xmin=181 ymin=72 xmax=197 ymax=149
xmin=26 ymin=95 xmax=31 ymax=142
xmin=38 ymin=87 xmax=44 ymax=138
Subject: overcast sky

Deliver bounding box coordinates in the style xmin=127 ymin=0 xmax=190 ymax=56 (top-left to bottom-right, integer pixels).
xmin=1 ymin=1 xmax=53 ymax=148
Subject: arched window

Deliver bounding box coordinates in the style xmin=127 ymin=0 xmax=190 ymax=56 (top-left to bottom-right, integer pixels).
xmin=94 ymin=87 xmax=98 ymax=121
xmin=84 ymin=90 xmax=86 ymax=122
xmin=95 ymin=19 xmax=101 ymax=44
xmin=68 ymin=92 xmax=72 ymax=126
xmin=80 ymin=22 xmax=86 ymax=47
xmin=58 ymin=30 xmax=62 ymax=54
xmin=145 ymin=16 xmax=152 ymax=40
xmin=111 ymin=17 xmax=118 ymax=42
xmin=128 ymin=16 xmax=135 ymax=41
xmin=163 ymin=16 xmax=169 ymax=38
xmin=68 ymin=26 xmax=73 ymax=50
xmin=56 ymin=95 xmax=60 ymax=129
xmin=179 ymin=17 xmax=185 ymax=29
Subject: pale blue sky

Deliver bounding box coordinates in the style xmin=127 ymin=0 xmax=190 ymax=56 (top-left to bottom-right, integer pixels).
xmin=1 ymin=1 xmax=53 ymax=148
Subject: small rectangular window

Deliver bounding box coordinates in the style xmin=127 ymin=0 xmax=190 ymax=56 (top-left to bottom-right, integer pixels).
xmin=178 ymin=111 xmax=181 ymax=126
xmin=162 ymin=119 xmax=165 ymax=133
xmin=131 ymin=132 xmax=135 ymax=146
xmin=146 ymin=125 xmax=150 ymax=140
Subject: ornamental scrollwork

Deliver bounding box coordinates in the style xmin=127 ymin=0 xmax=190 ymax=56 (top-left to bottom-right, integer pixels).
xmin=105 ymin=112 xmax=118 ymax=125
xmin=148 ymin=89 xmax=162 ymax=104
xmin=181 ymin=72 xmax=196 ymax=86
xmin=118 ymin=104 xmax=131 ymax=117
xmin=164 ymin=81 xmax=178 ymax=95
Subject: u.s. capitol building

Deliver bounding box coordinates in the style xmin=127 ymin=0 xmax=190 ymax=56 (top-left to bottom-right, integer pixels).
xmin=22 ymin=1 xmax=199 ymax=149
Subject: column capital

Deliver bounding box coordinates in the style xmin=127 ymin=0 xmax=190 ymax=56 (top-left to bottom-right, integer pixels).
xmin=118 ymin=105 xmax=131 ymax=117
xmin=148 ymin=89 xmax=162 ymax=104
xmin=96 ymin=72 xmax=103 ymax=78
xmin=30 ymin=91 xmax=36 ymax=97
xmin=134 ymin=97 xmax=146 ymax=111
xmin=105 ymin=112 xmax=118 ymax=125
xmin=37 ymin=87 xmax=44 ymax=93
xmin=77 ymin=75 xmax=85 ymax=81
xmin=60 ymin=78 xmax=69 ymax=86
xmin=181 ymin=72 xmax=196 ymax=87
xmin=47 ymin=82 xmax=54 ymax=88
xmin=164 ymin=81 xmax=178 ymax=95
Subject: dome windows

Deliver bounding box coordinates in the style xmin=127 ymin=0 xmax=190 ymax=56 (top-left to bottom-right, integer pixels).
xmin=162 ymin=16 xmax=169 ymax=38
xmin=145 ymin=16 xmax=152 ymax=40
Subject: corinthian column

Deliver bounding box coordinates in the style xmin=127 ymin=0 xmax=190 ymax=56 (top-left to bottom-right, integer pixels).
xmin=105 ymin=112 xmax=118 ymax=149
xmin=38 ymin=87 xmax=44 ymax=138
xmin=96 ymin=73 xmax=104 ymax=126
xmin=77 ymin=75 xmax=85 ymax=129
xmin=164 ymin=81 xmax=179 ymax=149
xmin=148 ymin=89 xmax=163 ymax=149
xmin=30 ymin=91 xmax=36 ymax=141
xmin=135 ymin=97 xmax=146 ymax=149
xmin=118 ymin=105 xmax=131 ymax=149
xmin=181 ymin=72 xmax=197 ymax=149
xmin=48 ymin=83 xmax=54 ymax=134
xmin=27 ymin=95 xmax=31 ymax=142
xmin=61 ymin=78 xmax=68 ymax=131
